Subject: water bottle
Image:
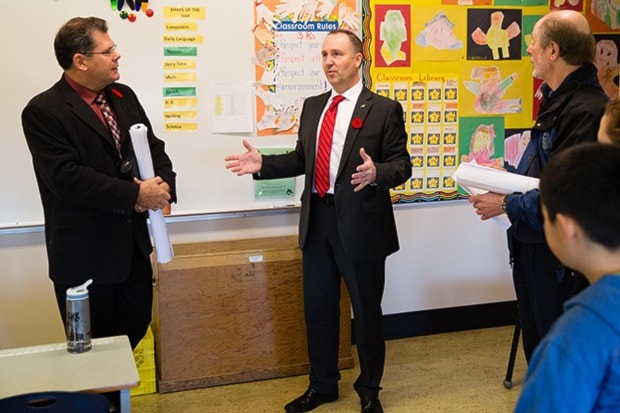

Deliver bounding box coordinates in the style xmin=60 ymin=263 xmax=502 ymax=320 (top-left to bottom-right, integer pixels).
xmin=66 ymin=279 xmax=93 ymax=353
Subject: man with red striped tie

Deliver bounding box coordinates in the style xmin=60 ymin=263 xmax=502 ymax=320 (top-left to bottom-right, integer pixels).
xmin=226 ymin=29 xmax=410 ymax=413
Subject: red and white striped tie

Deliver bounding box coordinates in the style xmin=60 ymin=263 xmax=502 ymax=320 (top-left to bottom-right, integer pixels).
xmin=315 ymin=95 xmax=345 ymax=197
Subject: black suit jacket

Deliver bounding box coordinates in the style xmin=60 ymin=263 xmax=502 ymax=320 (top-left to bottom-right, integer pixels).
xmin=258 ymin=87 xmax=411 ymax=263
xmin=22 ymin=76 xmax=176 ymax=286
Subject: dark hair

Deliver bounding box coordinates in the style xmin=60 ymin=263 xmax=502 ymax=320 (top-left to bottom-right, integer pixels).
xmin=603 ymin=98 xmax=620 ymax=145
xmin=537 ymin=15 xmax=595 ymax=65
xmin=328 ymin=29 xmax=363 ymax=55
xmin=540 ymin=142 xmax=620 ymax=249
xmin=54 ymin=17 xmax=108 ymax=70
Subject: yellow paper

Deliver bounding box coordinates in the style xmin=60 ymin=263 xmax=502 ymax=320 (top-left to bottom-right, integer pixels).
xmin=163 ymin=60 xmax=197 ymax=70
xmin=164 ymin=123 xmax=198 ymax=132
xmin=164 ymin=72 xmax=198 ymax=83
xmin=163 ymin=6 xmax=206 ymax=19
xmin=163 ymin=97 xmax=197 ymax=108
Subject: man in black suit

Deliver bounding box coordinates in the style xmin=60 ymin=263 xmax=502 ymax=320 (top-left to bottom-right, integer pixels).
xmin=226 ymin=30 xmax=410 ymax=413
xmin=22 ymin=17 xmax=176 ymax=350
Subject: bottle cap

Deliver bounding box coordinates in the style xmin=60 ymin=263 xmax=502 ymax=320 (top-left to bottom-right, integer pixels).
xmin=66 ymin=279 xmax=93 ymax=299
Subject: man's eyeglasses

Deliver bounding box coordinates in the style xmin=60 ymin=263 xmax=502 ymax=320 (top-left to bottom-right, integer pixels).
xmin=82 ymin=44 xmax=118 ymax=56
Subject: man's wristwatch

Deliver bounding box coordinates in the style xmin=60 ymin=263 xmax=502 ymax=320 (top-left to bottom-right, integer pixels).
xmin=501 ymin=195 xmax=508 ymax=214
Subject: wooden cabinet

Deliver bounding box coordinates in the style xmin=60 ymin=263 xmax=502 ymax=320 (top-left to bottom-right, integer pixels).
xmin=152 ymin=236 xmax=354 ymax=393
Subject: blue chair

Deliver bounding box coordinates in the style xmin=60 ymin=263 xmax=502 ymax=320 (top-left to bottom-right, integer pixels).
xmin=0 ymin=391 xmax=110 ymax=412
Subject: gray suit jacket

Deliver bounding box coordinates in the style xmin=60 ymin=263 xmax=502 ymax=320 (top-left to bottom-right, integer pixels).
xmin=258 ymin=87 xmax=411 ymax=263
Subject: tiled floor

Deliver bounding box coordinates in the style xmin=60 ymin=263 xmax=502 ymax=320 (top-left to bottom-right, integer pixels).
xmin=131 ymin=325 xmax=527 ymax=412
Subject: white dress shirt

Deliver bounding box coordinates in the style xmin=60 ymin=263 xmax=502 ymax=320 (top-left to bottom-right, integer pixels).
xmin=314 ymin=80 xmax=363 ymax=194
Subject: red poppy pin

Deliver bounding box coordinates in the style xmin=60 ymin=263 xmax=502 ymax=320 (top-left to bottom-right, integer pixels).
xmin=111 ymin=88 xmax=123 ymax=98
xmin=351 ymin=117 xmax=363 ymax=129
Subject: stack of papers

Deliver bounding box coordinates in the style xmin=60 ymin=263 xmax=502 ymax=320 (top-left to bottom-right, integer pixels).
xmin=452 ymin=161 xmax=539 ymax=196
xmin=452 ymin=161 xmax=540 ymax=230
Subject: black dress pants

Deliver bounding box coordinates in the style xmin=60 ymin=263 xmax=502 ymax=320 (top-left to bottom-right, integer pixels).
xmin=303 ymin=199 xmax=386 ymax=398
xmin=54 ymin=240 xmax=153 ymax=349
xmin=511 ymin=239 xmax=574 ymax=362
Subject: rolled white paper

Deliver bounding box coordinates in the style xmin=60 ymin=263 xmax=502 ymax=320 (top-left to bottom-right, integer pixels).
xmin=129 ymin=123 xmax=174 ymax=263
xmin=452 ymin=161 xmax=539 ymax=195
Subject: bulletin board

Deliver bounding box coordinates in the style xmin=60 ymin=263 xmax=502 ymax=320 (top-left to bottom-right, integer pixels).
xmin=1 ymin=0 xmax=617 ymax=229
xmin=362 ymin=0 xmax=619 ymax=203
xmin=0 ymin=0 xmax=360 ymax=229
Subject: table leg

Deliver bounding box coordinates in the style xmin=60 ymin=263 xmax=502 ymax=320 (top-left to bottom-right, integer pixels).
xmin=119 ymin=389 xmax=131 ymax=412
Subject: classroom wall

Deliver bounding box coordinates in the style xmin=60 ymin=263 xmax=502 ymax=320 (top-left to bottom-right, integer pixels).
xmin=0 ymin=0 xmax=523 ymax=349
xmin=0 ymin=201 xmax=514 ymax=349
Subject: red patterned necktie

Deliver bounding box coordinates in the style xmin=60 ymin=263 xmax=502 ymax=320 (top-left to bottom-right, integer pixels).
xmin=315 ymin=95 xmax=345 ymax=197
xmin=95 ymin=91 xmax=121 ymax=155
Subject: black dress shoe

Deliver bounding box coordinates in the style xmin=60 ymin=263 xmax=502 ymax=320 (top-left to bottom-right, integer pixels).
xmin=284 ymin=388 xmax=338 ymax=412
xmin=361 ymin=396 xmax=384 ymax=413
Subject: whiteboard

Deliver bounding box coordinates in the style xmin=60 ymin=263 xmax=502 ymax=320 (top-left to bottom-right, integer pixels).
xmin=1 ymin=0 xmax=315 ymax=229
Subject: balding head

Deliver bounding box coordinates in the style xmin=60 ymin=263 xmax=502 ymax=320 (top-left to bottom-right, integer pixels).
xmin=554 ymin=10 xmax=591 ymax=33
xmin=536 ymin=10 xmax=595 ymax=65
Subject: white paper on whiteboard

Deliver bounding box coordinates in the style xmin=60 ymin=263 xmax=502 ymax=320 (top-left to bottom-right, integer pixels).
xmin=211 ymin=80 xmax=253 ymax=133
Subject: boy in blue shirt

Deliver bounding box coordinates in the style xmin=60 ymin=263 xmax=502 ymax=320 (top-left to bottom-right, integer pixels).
xmin=515 ymin=143 xmax=620 ymax=412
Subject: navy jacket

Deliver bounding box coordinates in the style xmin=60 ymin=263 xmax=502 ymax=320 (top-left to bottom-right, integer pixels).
xmin=505 ymin=63 xmax=608 ymax=244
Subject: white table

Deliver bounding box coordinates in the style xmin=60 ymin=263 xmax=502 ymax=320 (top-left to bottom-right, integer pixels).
xmin=0 ymin=335 xmax=139 ymax=412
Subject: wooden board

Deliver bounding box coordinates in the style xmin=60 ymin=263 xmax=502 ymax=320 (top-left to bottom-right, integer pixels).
xmin=152 ymin=236 xmax=354 ymax=393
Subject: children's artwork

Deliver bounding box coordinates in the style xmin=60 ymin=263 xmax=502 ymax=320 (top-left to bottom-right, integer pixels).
xmin=416 ymin=11 xmax=463 ymax=51
xmin=550 ymin=0 xmax=583 ymax=11
xmin=381 ymin=10 xmax=408 ymax=65
xmin=412 ymin=7 xmax=466 ymax=61
xmin=594 ymin=35 xmax=620 ymax=99
xmin=461 ymin=124 xmax=504 ymax=167
xmin=521 ymin=15 xmax=542 ymax=57
xmin=591 ymin=0 xmax=620 ymax=30
xmin=587 ymin=0 xmax=620 ymax=32
xmin=532 ymin=77 xmax=544 ymax=121
xmin=463 ymin=66 xmax=521 ymax=114
xmin=459 ymin=117 xmax=505 ymax=171
xmin=362 ymin=0 xmax=620 ymax=204
xmin=442 ymin=0 xmax=491 ymax=5
xmin=494 ymin=0 xmax=546 ymax=5
xmin=374 ymin=4 xmax=411 ymax=67
xmin=468 ymin=9 xmax=522 ymax=61
xmin=504 ymin=129 xmax=531 ymax=169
